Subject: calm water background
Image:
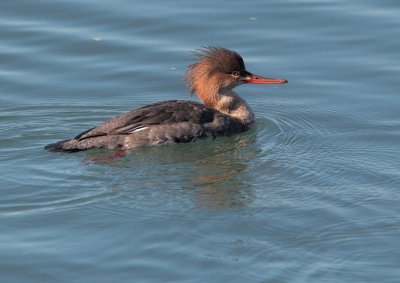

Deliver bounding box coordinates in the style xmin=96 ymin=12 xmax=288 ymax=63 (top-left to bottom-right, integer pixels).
xmin=1 ymin=0 xmax=399 ymax=282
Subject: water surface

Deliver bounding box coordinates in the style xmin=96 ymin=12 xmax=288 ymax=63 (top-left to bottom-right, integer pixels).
xmin=1 ymin=0 xmax=399 ymax=282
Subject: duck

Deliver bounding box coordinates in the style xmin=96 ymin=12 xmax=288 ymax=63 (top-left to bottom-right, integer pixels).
xmin=45 ymin=46 xmax=287 ymax=152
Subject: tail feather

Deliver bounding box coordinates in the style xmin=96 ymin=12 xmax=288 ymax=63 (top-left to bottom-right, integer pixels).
xmin=44 ymin=140 xmax=82 ymax=152
xmin=45 ymin=135 xmax=124 ymax=152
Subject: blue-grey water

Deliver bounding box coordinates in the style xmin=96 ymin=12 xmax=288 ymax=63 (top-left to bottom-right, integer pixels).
xmin=1 ymin=0 xmax=399 ymax=282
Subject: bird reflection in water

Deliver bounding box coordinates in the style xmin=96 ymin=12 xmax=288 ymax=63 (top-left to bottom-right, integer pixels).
xmin=83 ymin=129 xmax=259 ymax=209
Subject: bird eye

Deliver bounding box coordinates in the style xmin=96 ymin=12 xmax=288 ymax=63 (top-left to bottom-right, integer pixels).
xmin=231 ymin=71 xmax=240 ymax=78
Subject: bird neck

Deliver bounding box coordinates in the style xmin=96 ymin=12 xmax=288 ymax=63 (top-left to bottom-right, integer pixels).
xmin=197 ymin=87 xmax=255 ymax=125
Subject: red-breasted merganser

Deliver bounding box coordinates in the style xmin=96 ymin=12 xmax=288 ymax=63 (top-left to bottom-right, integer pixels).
xmin=45 ymin=46 xmax=287 ymax=152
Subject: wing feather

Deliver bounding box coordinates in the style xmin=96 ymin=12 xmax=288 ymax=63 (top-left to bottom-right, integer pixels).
xmin=75 ymin=100 xmax=216 ymax=141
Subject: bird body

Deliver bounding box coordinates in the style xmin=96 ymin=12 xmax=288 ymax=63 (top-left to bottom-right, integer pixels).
xmin=45 ymin=47 xmax=287 ymax=152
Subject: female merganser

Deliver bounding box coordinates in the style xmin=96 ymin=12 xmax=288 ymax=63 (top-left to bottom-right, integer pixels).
xmin=45 ymin=46 xmax=287 ymax=152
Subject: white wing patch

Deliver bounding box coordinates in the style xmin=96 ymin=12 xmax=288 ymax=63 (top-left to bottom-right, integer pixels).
xmin=130 ymin=127 xmax=149 ymax=133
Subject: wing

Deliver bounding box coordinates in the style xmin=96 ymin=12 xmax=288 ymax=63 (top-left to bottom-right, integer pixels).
xmin=74 ymin=100 xmax=217 ymax=141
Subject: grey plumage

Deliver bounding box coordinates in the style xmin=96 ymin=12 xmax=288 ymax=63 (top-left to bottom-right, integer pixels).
xmin=45 ymin=100 xmax=249 ymax=152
